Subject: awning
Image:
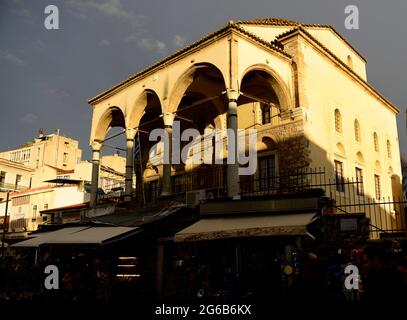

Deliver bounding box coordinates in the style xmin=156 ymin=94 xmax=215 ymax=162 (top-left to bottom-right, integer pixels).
xmin=45 ymin=226 xmax=140 ymax=245
xmin=12 ymin=226 xmax=140 ymax=247
xmin=174 ymin=213 xmax=317 ymax=242
xmin=12 ymin=227 xmax=88 ymax=248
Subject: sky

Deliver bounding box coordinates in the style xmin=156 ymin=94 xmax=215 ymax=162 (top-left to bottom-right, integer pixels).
xmin=0 ymin=0 xmax=406 ymax=160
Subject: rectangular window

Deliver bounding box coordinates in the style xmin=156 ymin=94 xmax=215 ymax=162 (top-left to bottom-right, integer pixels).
xmin=44 ymin=203 xmax=49 ymax=210
xmin=0 ymin=171 xmax=6 ymax=185
xmin=172 ymin=175 xmax=184 ymax=193
xmin=374 ymin=175 xmax=381 ymax=200
xmin=261 ymin=103 xmax=271 ymax=125
xmin=335 ymin=160 xmax=345 ymax=192
xmin=150 ymin=180 xmax=159 ymax=204
xmin=32 ymin=205 xmax=37 ymax=221
xmin=15 ymin=174 xmax=21 ymax=190
xmin=63 ymin=152 xmax=68 ymax=163
xmin=355 ymin=168 xmax=364 ymax=196
xmin=259 ymin=155 xmax=277 ymax=190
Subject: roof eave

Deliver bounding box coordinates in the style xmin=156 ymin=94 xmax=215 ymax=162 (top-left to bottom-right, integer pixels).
xmin=88 ymin=23 xmax=291 ymax=105
xmin=278 ymin=27 xmax=399 ymax=114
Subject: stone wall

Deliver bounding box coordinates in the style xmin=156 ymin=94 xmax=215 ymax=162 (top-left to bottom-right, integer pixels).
xmin=258 ymin=112 xmax=311 ymax=175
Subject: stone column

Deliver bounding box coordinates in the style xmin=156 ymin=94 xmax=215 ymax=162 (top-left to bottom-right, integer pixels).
xmin=227 ymin=89 xmax=240 ymax=199
xmin=161 ymin=113 xmax=175 ymax=196
xmin=125 ymin=128 xmax=136 ymax=202
xmin=90 ymin=141 xmax=103 ymax=207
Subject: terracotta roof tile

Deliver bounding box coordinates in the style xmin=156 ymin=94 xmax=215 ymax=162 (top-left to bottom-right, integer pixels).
xmin=237 ymin=18 xmax=300 ymax=26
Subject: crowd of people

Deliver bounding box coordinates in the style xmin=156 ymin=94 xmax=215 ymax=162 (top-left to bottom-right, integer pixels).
xmin=0 ymin=239 xmax=407 ymax=303
xmin=0 ymin=253 xmax=113 ymax=301
xmin=288 ymin=239 xmax=407 ymax=304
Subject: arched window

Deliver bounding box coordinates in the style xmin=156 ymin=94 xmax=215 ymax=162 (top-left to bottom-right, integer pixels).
xmin=354 ymin=119 xmax=361 ymax=142
xmin=334 ymin=109 xmax=342 ymax=133
xmin=373 ymin=132 xmax=379 ymax=152
xmin=347 ymin=55 xmax=353 ymax=69
xmin=387 ymin=140 xmax=391 ymax=158
xmin=261 ymin=103 xmax=271 ymax=125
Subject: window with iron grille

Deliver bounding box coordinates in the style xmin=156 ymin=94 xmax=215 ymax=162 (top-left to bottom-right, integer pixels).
xmin=374 ymin=175 xmax=381 ymax=200
xmin=387 ymin=140 xmax=391 ymax=158
xmin=259 ymin=155 xmax=276 ymax=190
xmin=0 ymin=171 xmax=6 ymax=185
xmin=373 ymin=132 xmax=379 ymax=152
xmin=354 ymin=119 xmax=361 ymax=142
xmin=335 ymin=160 xmax=345 ymax=192
xmin=355 ymin=167 xmax=364 ymax=196
xmin=334 ymin=109 xmax=342 ymax=133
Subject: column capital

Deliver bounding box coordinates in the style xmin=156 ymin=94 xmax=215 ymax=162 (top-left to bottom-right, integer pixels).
xmin=91 ymin=140 xmax=103 ymax=152
xmin=126 ymin=127 xmax=137 ymax=140
xmin=226 ymin=89 xmax=239 ymax=101
xmin=163 ymin=112 xmax=176 ymax=127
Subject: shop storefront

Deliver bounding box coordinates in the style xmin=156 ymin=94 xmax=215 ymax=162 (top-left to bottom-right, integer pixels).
xmin=159 ymin=212 xmax=318 ymax=301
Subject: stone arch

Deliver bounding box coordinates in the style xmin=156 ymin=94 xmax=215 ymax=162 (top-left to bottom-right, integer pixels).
xmin=137 ymin=91 xmax=165 ymax=168
xmin=335 ymin=143 xmax=346 ymax=157
xmin=128 ymin=89 xmax=163 ymax=130
xmin=239 ymin=64 xmax=292 ymax=111
xmin=257 ymin=135 xmax=278 ymax=152
xmin=388 ymin=166 xmax=394 ymax=176
xmin=93 ymin=106 xmax=126 ymax=142
xmin=356 ymin=151 xmax=365 ymax=164
xmin=167 ymin=62 xmax=227 ymax=115
xmin=375 ymin=160 xmax=382 ymax=171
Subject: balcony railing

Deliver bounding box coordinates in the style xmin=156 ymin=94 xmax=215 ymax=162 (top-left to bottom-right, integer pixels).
xmin=0 ymin=182 xmax=29 ymax=192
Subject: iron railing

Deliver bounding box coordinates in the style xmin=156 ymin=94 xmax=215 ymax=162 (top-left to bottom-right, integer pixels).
xmin=239 ymin=167 xmax=407 ymax=238
xmin=0 ymin=182 xmax=29 ymax=192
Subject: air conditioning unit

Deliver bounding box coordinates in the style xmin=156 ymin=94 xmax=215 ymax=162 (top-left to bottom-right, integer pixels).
xmin=186 ymin=190 xmax=206 ymax=208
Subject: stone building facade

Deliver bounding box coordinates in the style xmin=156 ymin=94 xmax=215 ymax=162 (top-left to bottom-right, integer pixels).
xmin=86 ymin=18 xmax=402 ymax=232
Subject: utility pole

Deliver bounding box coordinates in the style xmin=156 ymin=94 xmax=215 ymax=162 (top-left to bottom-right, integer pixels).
xmin=1 ymin=191 xmax=10 ymax=260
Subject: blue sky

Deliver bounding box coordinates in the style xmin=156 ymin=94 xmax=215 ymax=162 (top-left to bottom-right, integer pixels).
xmin=1 ymin=0 xmax=406 ymax=159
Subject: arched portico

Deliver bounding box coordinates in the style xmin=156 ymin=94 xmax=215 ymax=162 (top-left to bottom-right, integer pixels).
xmin=90 ymin=106 xmax=126 ymax=206
xmin=238 ymin=66 xmax=292 ymax=124
xmin=159 ymin=63 xmax=231 ymax=196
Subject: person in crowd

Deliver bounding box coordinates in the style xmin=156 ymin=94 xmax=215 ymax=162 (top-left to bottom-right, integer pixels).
xmin=361 ymin=244 xmax=407 ymax=303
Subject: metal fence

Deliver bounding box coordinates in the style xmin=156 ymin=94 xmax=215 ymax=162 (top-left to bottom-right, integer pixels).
xmin=239 ymin=167 xmax=407 ymax=238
